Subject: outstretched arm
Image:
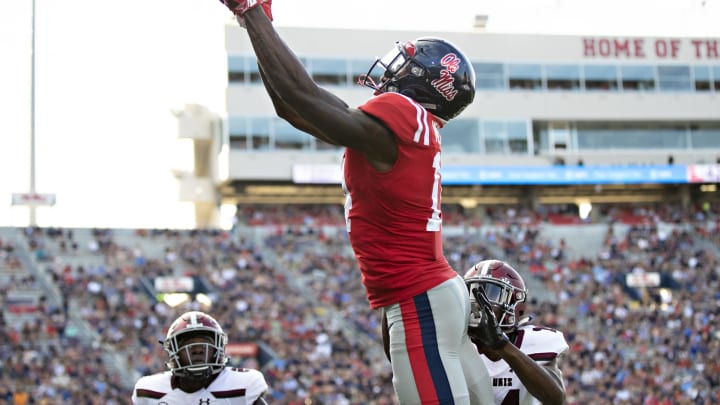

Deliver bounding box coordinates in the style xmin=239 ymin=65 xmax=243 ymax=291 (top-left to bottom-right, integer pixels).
xmin=488 ymin=344 xmax=565 ymax=405
xmin=469 ymin=289 xmax=565 ymax=404
xmin=257 ymin=64 xmax=340 ymax=145
xmin=242 ymin=6 xmax=397 ymax=169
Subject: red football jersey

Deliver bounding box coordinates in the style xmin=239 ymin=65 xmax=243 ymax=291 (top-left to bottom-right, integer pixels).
xmin=344 ymin=92 xmax=458 ymax=308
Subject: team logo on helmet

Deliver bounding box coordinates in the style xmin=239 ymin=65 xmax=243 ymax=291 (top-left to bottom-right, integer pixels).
xmin=431 ymin=53 xmax=461 ymax=101
xmin=359 ymin=37 xmax=475 ymax=121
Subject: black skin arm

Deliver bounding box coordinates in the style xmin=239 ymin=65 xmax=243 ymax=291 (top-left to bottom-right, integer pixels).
xmin=480 ymin=342 xmax=566 ymax=405
xmin=257 ymin=64 xmax=339 ymax=145
xmin=244 ymin=8 xmax=397 ymax=172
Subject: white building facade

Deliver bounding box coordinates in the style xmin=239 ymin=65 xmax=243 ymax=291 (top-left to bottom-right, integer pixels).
xmin=177 ymin=25 xmax=720 ymax=225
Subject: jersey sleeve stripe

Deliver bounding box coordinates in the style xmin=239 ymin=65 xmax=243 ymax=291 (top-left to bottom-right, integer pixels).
xmin=211 ymin=388 xmax=247 ymax=398
xmin=135 ymin=388 xmax=166 ymax=399
xmin=409 ymin=98 xmax=430 ymax=145
xmin=421 ymin=106 xmax=430 ymax=145
xmin=412 ymin=101 xmax=423 ymax=143
xmin=528 ymin=352 xmax=558 ymax=362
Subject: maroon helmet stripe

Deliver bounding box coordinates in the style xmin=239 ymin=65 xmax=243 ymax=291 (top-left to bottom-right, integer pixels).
xmin=135 ymin=388 xmax=166 ymax=399
xmin=212 ymin=389 xmax=247 ymax=398
xmin=529 ymin=352 xmax=558 ymax=362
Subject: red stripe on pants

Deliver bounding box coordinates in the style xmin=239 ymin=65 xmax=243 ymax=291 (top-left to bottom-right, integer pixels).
xmin=400 ymin=299 xmax=439 ymax=403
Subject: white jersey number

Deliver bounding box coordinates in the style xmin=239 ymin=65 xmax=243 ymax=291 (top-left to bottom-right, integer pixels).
xmin=501 ymin=389 xmax=519 ymax=405
xmin=426 ymin=151 xmax=442 ymax=232
xmin=342 ymin=151 xmax=442 ymax=233
xmin=341 ymin=155 xmax=352 ymax=232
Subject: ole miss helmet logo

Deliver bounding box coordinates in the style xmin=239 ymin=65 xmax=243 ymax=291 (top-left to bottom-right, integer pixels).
xmin=431 ymin=53 xmax=461 ymax=101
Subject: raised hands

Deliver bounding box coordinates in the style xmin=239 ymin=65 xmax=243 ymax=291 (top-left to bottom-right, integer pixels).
xmin=219 ymin=0 xmax=273 ymax=28
xmin=468 ymin=287 xmax=510 ymax=350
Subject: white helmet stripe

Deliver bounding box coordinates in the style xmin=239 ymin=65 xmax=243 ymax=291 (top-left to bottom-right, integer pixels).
xmin=478 ymin=260 xmax=492 ymax=276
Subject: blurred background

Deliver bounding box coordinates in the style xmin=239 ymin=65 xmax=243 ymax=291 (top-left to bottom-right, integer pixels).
xmin=0 ymin=0 xmax=719 ymax=404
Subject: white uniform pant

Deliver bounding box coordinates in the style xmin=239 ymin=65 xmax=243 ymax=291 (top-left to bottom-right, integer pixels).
xmin=384 ymin=275 xmax=495 ymax=405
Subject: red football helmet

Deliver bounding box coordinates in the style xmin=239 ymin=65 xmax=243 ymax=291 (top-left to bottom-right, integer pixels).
xmin=163 ymin=311 xmax=228 ymax=378
xmin=464 ymin=260 xmax=527 ymax=332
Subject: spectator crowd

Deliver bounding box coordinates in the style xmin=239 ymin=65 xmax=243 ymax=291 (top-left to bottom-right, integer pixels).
xmin=1 ymin=202 xmax=718 ymax=404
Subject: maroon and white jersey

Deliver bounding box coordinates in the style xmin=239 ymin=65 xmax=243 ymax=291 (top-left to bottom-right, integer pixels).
xmin=131 ymin=367 xmax=268 ymax=405
xmin=344 ymin=92 xmax=457 ymax=309
xmin=481 ymin=324 xmax=568 ymax=405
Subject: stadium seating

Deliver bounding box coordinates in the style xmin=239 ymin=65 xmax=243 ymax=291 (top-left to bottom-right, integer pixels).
xmin=0 ymin=202 xmax=718 ymax=404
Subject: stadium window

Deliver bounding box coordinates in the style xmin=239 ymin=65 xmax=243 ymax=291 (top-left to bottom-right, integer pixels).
xmin=532 ymin=123 xmax=550 ymax=153
xmin=657 ymin=65 xmax=692 ymax=91
xmin=229 ymin=135 xmax=249 ymax=149
xmin=247 ymin=57 xmax=262 ymax=83
xmin=272 ymin=118 xmax=312 ymax=150
xmin=713 ymin=66 xmax=720 ymax=91
xmin=442 ymin=119 xmax=481 ymax=153
xmin=227 ymin=55 xmax=249 ymax=84
xmin=482 ymin=121 xmax=508 ymax=154
xmin=576 ymin=122 xmax=687 ymax=150
xmin=349 ymin=59 xmax=371 ymax=87
xmin=507 ymin=64 xmax=543 ymax=90
xmin=250 ymin=118 xmax=271 ymax=150
xmin=693 ymin=66 xmax=712 ymax=91
xmin=546 ymin=65 xmax=581 ymax=90
xmin=507 ymin=121 xmax=531 ymax=154
xmin=620 ymin=65 xmax=656 ymax=91
xmin=690 ymin=123 xmax=720 ymax=148
xmin=228 ymin=117 xmax=249 ymax=149
xmin=228 ymin=72 xmax=245 ymax=83
xmin=473 ymin=63 xmax=505 ymax=89
xmin=310 ymin=58 xmax=347 ymax=86
xmin=583 ymin=65 xmax=618 ymax=91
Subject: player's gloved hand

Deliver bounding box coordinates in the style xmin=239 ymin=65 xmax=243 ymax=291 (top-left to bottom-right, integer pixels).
xmin=220 ymin=0 xmax=273 ymax=28
xmin=467 ymin=288 xmax=510 ymax=350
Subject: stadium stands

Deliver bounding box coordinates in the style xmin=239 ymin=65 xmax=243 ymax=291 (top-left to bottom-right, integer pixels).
xmin=0 ymin=202 xmax=718 ymax=404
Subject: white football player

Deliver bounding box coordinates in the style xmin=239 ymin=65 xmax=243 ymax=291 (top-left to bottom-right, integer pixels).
xmin=465 ymin=260 xmax=568 ymax=405
xmin=132 ymin=311 xmax=269 ymax=404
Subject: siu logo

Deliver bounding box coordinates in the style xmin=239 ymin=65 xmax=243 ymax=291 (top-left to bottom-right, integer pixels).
xmin=430 ymin=53 xmax=461 ymax=101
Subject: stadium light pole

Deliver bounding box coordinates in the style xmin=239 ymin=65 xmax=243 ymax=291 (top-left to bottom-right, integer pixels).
xmin=29 ymin=0 xmax=37 ymax=226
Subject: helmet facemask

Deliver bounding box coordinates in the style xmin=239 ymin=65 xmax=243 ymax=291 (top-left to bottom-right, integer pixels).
xmin=467 ymin=276 xmax=527 ymax=332
xmin=358 ymin=41 xmax=421 ymax=95
xmin=164 ymin=329 xmax=228 ymax=378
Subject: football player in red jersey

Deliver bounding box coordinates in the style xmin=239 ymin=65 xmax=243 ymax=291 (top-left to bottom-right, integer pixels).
xmin=465 ymin=260 xmax=568 ymax=405
xmin=132 ymin=311 xmax=269 ymax=404
xmin=215 ymin=1 xmax=494 ymax=403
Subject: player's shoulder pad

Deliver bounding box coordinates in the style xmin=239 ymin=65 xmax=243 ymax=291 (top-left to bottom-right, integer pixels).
xmin=515 ymin=324 xmax=569 ymax=363
xmin=225 ymin=367 xmax=264 ymax=377
xmin=358 ymin=93 xmax=435 ymax=145
xmin=222 ymin=367 xmax=269 ymax=391
xmin=133 ymin=372 xmax=172 ymax=399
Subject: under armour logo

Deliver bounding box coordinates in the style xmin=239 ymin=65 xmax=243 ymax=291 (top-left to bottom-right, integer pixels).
xmin=198 ymin=399 xmax=211 ymax=405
